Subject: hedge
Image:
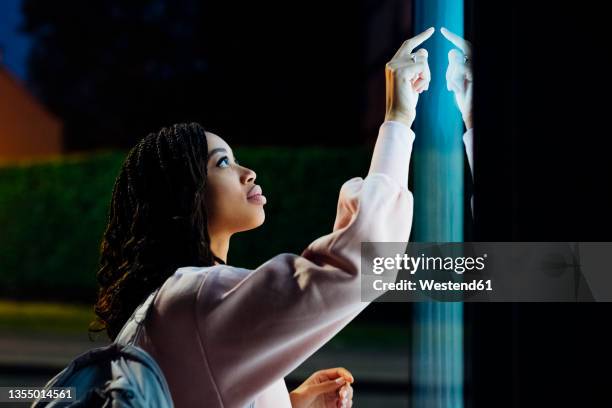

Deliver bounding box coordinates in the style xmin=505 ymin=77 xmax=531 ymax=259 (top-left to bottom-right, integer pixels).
xmin=0 ymin=146 xmax=370 ymax=303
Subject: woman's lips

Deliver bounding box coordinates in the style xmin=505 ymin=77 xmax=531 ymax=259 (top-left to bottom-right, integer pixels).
xmin=247 ymin=193 xmax=267 ymax=205
xmin=247 ymin=185 xmax=266 ymax=205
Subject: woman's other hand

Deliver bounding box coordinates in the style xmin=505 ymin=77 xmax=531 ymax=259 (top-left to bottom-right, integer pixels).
xmin=441 ymin=27 xmax=473 ymax=129
xmin=385 ymin=27 xmax=435 ymax=128
xmin=289 ymin=367 xmax=354 ymax=408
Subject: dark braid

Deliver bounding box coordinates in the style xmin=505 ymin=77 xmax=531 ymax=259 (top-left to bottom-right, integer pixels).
xmin=89 ymin=123 xmax=223 ymax=341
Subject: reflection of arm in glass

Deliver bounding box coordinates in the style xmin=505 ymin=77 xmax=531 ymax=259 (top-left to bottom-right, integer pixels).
xmin=463 ymin=128 xmax=473 ymax=179
xmin=442 ymin=27 xmax=473 ymax=129
xmin=442 ymin=27 xmax=474 ymax=215
xmin=463 ymin=128 xmax=474 ymax=216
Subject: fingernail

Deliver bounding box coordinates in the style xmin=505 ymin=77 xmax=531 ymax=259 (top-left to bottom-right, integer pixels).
xmin=336 ymin=377 xmax=346 ymax=385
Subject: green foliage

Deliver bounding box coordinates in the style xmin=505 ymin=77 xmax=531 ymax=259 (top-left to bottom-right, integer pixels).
xmin=0 ymin=146 xmax=369 ymax=303
xmin=0 ymin=299 xmax=95 ymax=335
xmin=0 ymin=298 xmax=407 ymax=348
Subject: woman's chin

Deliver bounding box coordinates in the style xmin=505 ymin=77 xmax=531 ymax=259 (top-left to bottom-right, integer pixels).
xmin=254 ymin=211 xmax=266 ymax=228
xmin=241 ymin=211 xmax=265 ymax=232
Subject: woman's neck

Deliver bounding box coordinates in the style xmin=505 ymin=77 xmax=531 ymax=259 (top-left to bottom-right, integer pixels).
xmin=209 ymin=231 xmax=231 ymax=265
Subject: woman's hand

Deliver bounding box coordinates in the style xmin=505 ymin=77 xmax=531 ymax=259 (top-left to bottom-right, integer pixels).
xmin=385 ymin=27 xmax=435 ymax=128
xmin=289 ymin=367 xmax=354 ymax=408
xmin=441 ymin=27 xmax=473 ymax=129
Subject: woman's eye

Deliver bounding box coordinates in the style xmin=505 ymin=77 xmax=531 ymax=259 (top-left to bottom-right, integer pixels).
xmin=216 ymin=156 xmax=230 ymax=168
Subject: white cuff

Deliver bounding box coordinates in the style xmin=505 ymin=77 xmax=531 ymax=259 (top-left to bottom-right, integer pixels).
xmin=367 ymin=121 xmax=415 ymax=189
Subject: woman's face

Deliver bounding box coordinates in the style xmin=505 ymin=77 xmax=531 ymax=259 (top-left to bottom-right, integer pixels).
xmin=204 ymin=131 xmax=266 ymax=236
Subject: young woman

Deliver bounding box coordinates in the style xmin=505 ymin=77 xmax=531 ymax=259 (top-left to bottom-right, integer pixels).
xmin=89 ymin=27 xmax=434 ymax=408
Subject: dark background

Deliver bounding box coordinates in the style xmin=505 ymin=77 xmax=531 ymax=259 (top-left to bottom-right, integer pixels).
xmin=18 ymin=0 xmax=383 ymax=150
xmin=466 ymin=0 xmax=612 ymax=407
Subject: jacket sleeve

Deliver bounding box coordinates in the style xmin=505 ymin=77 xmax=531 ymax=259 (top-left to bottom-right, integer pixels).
xmin=195 ymin=120 xmax=415 ymax=407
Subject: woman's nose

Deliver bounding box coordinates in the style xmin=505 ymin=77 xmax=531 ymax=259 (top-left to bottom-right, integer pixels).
xmin=240 ymin=167 xmax=256 ymax=184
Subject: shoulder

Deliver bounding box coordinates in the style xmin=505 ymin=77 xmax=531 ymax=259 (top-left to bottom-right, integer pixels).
xmin=156 ymin=255 xmax=302 ymax=314
xmin=154 ymin=265 xmax=250 ymax=315
xmin=195 ymin=254 xmax=303 ymax=311
xmin=164 ymin=264 xmax=252 ymax=292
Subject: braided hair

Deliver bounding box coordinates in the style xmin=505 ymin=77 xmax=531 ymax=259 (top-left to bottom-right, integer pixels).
xmin=89 ymin=123 xmax=225 ymax=341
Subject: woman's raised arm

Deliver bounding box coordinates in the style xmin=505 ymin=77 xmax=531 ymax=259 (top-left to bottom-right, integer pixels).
xmin=156 ymin=28 xmax=434 ymax=408
xmin=193 ymin=121 xmax=414 ymax=407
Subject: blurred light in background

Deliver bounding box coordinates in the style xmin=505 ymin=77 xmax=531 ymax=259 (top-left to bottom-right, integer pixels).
xmin=411 ymin=0 xmax=465 ymax=406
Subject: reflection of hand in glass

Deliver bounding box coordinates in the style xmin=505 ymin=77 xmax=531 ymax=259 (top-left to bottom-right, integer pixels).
xmin=441 ymin=27 xmax=473 ymax=130
xmin=442 ymin=27 xmax=475 ymax=221
xmin=384 ymin=27 xmax=435 ymax=128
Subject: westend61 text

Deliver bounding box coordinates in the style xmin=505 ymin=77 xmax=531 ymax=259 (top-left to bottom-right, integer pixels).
xmin=373 ymin=279 xmax=493 ymax=292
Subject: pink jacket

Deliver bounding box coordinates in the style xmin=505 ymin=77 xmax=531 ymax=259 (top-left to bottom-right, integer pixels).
xmin=135 ymin=120 xmax=416 ymax=407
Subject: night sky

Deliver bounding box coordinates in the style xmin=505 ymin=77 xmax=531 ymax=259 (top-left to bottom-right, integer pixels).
xmin=0 ymin=0 xmax=31 ymax=81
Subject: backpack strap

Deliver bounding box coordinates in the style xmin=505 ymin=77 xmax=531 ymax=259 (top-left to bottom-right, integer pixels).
xmin=114 ymin=288 xmax=160 ymax=346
